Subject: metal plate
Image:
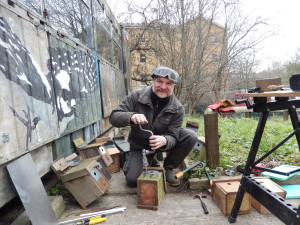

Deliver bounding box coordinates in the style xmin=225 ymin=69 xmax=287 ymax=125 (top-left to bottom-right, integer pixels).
xmin=7 ymin=154 xmax=58 ymax=225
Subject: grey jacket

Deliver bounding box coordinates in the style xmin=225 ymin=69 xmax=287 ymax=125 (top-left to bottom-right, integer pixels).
xmin=109 ymin=86 xmax=184 ymax=151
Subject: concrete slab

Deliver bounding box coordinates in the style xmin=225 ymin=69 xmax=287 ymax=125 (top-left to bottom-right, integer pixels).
xmin=58 ymin=170 xmax=300 ymax=225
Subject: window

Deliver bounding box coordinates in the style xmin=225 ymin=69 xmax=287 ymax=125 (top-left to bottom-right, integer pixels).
xmin=113 ymin=41 xmax=122 ymax=70
xmin=95 ymin=23 xmax=112 ymax=63
xmin=46 ymin=0 xmax=92 ymax=47
xmin=212 ymin=54 xmax=218 ymax=63
xmin=140 ymin=54 xmax=146 ymax=63
xmin=94 ymin=0 xmax=111 ymax=33
xmin=211 ymin=35 xmax=218 ymax=44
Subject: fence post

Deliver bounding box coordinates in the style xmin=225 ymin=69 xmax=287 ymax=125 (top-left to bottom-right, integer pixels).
xmin=204 ymin=110 xmax=220 ymax=168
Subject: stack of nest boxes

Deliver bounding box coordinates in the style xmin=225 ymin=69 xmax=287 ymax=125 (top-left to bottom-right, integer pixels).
xmin=51 ymin=137 xmax=122 ymax=208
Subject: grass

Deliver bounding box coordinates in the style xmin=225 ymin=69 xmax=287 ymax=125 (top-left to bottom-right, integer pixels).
xmin=184 ymin=115 xmax=300 ymax=172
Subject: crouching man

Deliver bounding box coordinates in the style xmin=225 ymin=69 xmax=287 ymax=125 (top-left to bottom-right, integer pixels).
xmin=109 ymin=66 xmax=198 ymax=187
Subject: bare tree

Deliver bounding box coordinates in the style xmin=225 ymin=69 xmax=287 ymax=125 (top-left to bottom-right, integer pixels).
xmin=119 ymin=0 xmax=273 ymax=114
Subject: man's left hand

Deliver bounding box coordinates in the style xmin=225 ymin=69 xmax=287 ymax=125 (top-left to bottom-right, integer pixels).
xmin=149 ymin=135 xmax=167 ymax=150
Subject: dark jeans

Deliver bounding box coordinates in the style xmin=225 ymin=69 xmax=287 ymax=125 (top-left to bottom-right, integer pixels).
xmin=123 ymin=128 xmax=198 ymax=187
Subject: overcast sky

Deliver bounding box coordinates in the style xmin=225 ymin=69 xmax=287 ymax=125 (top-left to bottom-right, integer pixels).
xmin=107 ymin=0 xmax=300 ymax=72
xmin=241 ymin=0 xmax=300 ymax=71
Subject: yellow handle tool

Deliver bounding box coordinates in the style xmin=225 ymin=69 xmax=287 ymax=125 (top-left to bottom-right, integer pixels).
xmin=175 ymin=160 xmax=204 ymax=179
xmin=76 ymin=216 xmax=106 ymax=225
xmin=89 ymin=217 xmax=107 ymax=224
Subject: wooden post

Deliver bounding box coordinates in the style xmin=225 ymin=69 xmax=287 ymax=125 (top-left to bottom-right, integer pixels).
xmin=204 ymin=110 xmax=220 ymax=167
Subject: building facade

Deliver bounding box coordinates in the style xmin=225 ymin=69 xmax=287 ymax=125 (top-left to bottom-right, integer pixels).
xmin=124 ymin=17 xmax=228 ymax=110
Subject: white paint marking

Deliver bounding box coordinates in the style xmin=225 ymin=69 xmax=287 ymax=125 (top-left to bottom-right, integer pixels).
xmin=18 ymin=72 xmax=32 ymax=85
xmin=56 ymin=70 xmax=70 ymax=90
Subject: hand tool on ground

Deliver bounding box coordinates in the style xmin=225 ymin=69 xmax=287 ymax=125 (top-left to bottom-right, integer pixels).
xmin=75 ymin=216 xmax=106 ymax=224
xmin=204 ymin=167 xmax=213 ymax=187
xmin=194 ymin=193 xmax=209 ymax=214
xmin=74 ymin=205 xmax=122 ymax=216
xmin=175 ymin=160 xmax=205 ymax=179
xmin=59 ymin=207 xmax=126 ymax=225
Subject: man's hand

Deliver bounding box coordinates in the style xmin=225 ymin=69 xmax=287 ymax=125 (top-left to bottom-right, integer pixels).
xmin=149 ymin=135 xmax=167 ymax=150
xmin=130 ymin=114 xmax=148 ymax=124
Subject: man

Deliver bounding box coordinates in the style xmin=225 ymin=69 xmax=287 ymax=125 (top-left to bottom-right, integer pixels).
xmin=109 ymin=66 xmax=198 ymax=187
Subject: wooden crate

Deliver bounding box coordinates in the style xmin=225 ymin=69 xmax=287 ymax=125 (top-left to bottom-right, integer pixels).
xmin=77 ymin=143 xmax=113 ymax=167
xmin=106 ymin=147 xmax=121 ymax=173
xmin=73 ymin=137 xmax=113 ymax=166
xmin=251 ymin=177 xmax=286 ymax=214
xmin=137 ymin=168 xmax=166 ymax=210
xmin=52 ymin=157 xmax=109 ymax=209
xmin=212 ymin=180 xmax=251 ymax=216
xmin=63 ymin=171 xmax=109 ymax=209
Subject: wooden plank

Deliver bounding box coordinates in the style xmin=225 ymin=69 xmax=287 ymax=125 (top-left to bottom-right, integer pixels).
xmin=256 ymin=78 xmax=281 ymax=92
xmin=51 ymin=158 xmax=71 ymax=175
xmin=73 ymin=137 xmax=86 ymax=149
xmin=95 ymin=137 xmax=111 ymax=143
xmin=81 ymin=142 xmax=103 ymax=149
xmin=65 ymin=153 xmax=78 ymax=161
xmin=60 ymin=159 xmax=99 ymax=182
xmin=243 ymin=91 xmax=300 ymax=98
xmin=204 ymin=112 xmax=219 ymax=167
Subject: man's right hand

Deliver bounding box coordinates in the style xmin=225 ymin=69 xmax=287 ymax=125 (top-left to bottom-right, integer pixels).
xmin=130 ymin=114 xmax=148 ymax=124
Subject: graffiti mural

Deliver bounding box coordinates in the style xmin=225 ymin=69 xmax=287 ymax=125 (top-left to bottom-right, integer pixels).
xmin=0 ymin=17 xmax=53 ymax=105
xmin=0 ymin=0 xmax=130 ymax=208
xmin=49 ymin=44 xmax=99 ymax=124
xmin=0 ymin=16 xmax=101 ymax=151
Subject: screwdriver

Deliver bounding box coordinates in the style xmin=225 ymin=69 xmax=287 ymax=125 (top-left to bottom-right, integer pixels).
xmin=76 ymin=216 xmax=107 ymax=224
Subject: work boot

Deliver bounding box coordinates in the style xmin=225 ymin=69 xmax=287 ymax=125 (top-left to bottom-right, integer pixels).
xmin=165 ymin=169 xmax=180 ymax=187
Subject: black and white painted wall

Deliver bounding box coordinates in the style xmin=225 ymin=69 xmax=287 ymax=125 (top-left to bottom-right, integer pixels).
xmin=0 ymin=15 xmax=106 ymax=162
xmin=0 ymin=0 xmax=128 ymax=207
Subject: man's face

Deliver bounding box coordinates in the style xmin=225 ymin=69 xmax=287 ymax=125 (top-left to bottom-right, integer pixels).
xmin=153 ymin=77 xmax=175 ymax=98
